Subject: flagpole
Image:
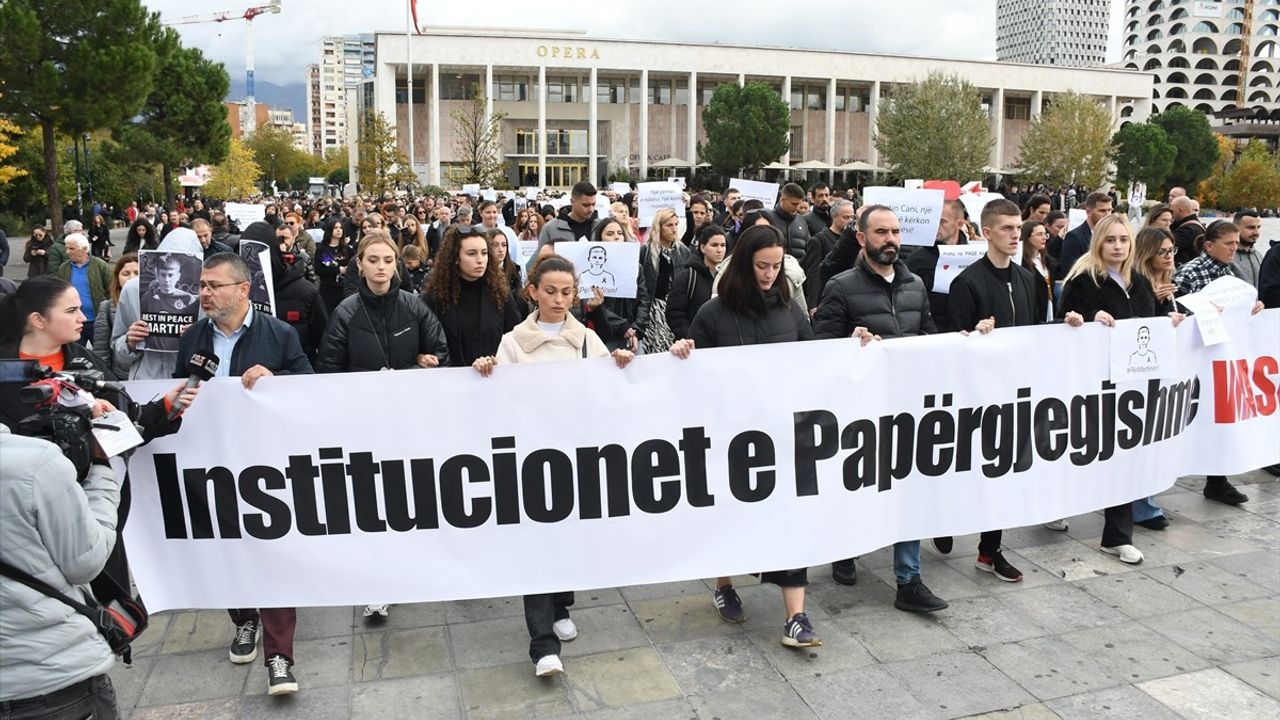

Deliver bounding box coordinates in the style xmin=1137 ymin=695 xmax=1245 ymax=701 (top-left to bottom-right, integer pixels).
xmin=406 ymin=0 xmax=416 ymax=185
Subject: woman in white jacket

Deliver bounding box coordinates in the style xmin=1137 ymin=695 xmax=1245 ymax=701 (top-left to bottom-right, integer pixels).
xmin=472 ymin=254 xmax=634 ymax=678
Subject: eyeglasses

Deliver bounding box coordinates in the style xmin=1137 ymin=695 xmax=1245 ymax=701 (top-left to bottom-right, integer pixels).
xmin=1156 ymin=248 xmax=1174 ymax=257
xmin=198 ymin=280 xmax=247 ymax=291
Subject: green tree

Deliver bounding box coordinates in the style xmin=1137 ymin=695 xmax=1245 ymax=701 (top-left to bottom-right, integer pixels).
xmin=0 ymin=116 xmax=26 ymax=187
xmin=1015 ymin=92 xmax=1114 ymax=188
xmin=874 ymin=71 xmax=992 ymax=181
xmin=699 ymin=82 xmax=790 ymax=176
xmin=1217 ymin=142 xmax=1280 ymax=211
xmin=451 ymin=84 xmax=507 ymax=186
xmin=245 ymin=125 xmax=313 ymax=190
xmin=356 ymin=110 xmax=415 ymax=196
xmin=117 ymin=30 xmax=231 ymax=203
xmin=1112 ymin=122 xmax=1175 ymax=191
xmin=203 ymin=137 xmax=261 ymax=200
xmin=0 ymin=0 xmax=162 ymax=230
xmin=1150 ymin=106 xmax=1218 ymax=194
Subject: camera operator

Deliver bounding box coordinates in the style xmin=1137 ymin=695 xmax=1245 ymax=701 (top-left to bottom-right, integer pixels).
xmin=0 ymin=277 xmax=200 ymax=588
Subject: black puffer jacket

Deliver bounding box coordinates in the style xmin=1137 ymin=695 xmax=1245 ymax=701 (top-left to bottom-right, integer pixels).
xmin=813 ymin=258 xmax=936 ymax=340
xmin=801 ymin=228 xmax=839 ymax=309
xmin=948 ymin=255 xmax=1042 ymax=330
xmin=1059 ymin=270 xmax=1158 ymax=322
xmin=639 ymin=242 xmax=692 ymax=302
xmin=688 ymin=286 xmax=813 ymax=348
xmin=602 ymin=262 xmax=653 ymax=347
xmin=316 ymin=281 xmax=450 ymax=373
xmin=271 ymin=251 xmax=328 ymax=363
xmin=765 ymin=206 xmax=810 ymax=260
xmin=666 ymin=253 xmax=717 ymax=340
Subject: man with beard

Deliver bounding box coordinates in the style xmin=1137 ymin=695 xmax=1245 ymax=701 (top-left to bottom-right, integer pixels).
xmin=803 ymin=182 xmax=833 ymax=237
xmin=905 ymin=200 xmax=967 ymax=332
xmin=811 ymin=205 xmax=949 ymax=613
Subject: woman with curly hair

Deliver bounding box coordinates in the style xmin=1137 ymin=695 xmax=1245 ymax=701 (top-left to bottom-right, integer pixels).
xmin=422 ymin=224 xmax=523 ymax=367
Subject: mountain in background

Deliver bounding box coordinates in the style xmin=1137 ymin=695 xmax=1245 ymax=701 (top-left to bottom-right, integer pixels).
xmin=227 ymin=78 xmax=308 ymax=124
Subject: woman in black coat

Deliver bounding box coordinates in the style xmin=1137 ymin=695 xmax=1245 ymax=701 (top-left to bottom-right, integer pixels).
xmin=1059 ymin=215 xmax=1185 ymax=564
xmin=314 ymin=218 xmax=351 ymax=315
xmin=23 ymin=226 xmax=54 ymax=277
xmin=670 ymin=225 xmax=820 ymax=649
xmin=483 ymin=227 xmax=528 ymax=317
xmin=1019 ymin=220 xmax=1058 ymax=323
xmin=421 ymin=225 xmax=522 ymax=368
xmin=89 ymin=213 xmax=113 ymax=259
xmin=123 ymin=218 xmax=158 ymax=255
xmin=667 ymin=225 xmax=727 ymax=340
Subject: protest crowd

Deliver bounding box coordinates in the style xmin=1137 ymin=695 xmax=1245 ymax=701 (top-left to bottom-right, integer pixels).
xmin=1 ymin=174 xmax=1278 ymax=717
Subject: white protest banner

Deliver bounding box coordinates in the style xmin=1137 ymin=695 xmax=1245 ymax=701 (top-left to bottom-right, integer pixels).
xmin=636 ymin=181 xmax=684 ymax=228
xmin=594 ymin=192 xmax=613 ymax=220
xmin=549 ymin=195 xmax=572 ymax=212
xmin=1109 ymin=318 xmax=1179 ymax=383
xmin=554 ymin=240 xmax=640 ymax=299
xmin=933 ymin=243 xmax=988 ymax=294
xmin=610 ymin=182 xmax=632 ymax=197
xmin=520 ymin=186 xmax=542 ymax=199
xmin=121 ymin=312 xmax=1279 ymax=610
xmin=224 ymin=202 xmax=265 ymax=230
xmin=863 ymin=186 xmax=945 ymax=247
xmin=904 ymin=179 xmax=924 ymax=190
xmin=137 ymin=250 xmax=202 ymax=352
xmin=462 ymin=183 xmax=480 ymax=197
xmin=957 ymin=192 xmax=1006 ymax=228
xmin=481 ymin=188 xmax=498 ymax=202
xmin=1178 ymin=275 xmax=1258 ymax=346
xmin=1068 ymin=208 xmax=1088 ymax=232
xmin=731 ymin=178 xmax=779 ymax=209
xmin=238 ymin=240 xmax=276 ymax=316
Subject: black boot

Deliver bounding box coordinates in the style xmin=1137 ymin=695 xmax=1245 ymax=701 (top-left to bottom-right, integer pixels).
xmin=895 ymin=577 xmax=948 ymax=613
xmin=1204 ymin=476 xmax=1248 ymax=505
xmin=831 ymin=558 xmax=857 ymax=586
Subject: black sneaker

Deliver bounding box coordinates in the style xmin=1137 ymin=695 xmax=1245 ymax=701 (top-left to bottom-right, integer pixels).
xmin=1263 ymin=463 xmax=1280 ymax=478
xmin=1204 ymin=479 xmax=1248 ymax=505
xmin=712 ymin=585 xmax=746 ymax=623
xmin=1138 ymin=515 xmax=1170 ymax=531
xmin=895 ymin=577 xmax=948 ymax=613
xmin=976 ymin=551 xmax=1024 ymax=583
xmin=266 ymin=654 xmax=298 ymax=696
xmin=781 ymin=612 xmax=822 ymax=648
xmin=229 ymin=619 xmax=259 ymax=664
xmin=831 ymin=558 xmax=858 ymax=586
xmin=932 ymin=536 xmax=953 ymax=555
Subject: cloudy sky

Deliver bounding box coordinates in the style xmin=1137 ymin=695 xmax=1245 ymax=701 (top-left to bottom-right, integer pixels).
xmin=145 ymin=0 xmax=1126 ymax=89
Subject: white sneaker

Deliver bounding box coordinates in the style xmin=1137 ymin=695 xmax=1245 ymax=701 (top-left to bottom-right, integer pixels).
xmin=363 ymin=604 xmax=390 ymax=618
xmin=1101 ymin=544 xmax=1144 ymax=564
xmin=534 ymin=655 xmax=564 ymax=677
xmin=552 ymin=618 xmax=578 ymax=642
xmin=1043 ymin=519 xmax=1069 ymax=531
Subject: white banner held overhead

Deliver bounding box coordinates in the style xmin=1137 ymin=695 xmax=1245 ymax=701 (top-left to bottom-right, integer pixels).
xmin=863 ymin=186 xmax=945 ymax=247
xmin=636 ymin=181 xmax=684 ymax=228
xmin=730 ymin=179 xmax=779 ymax=209
xmin=224 ymin=202 xmax=265 ymax=230
xmin=122 ymin=312 xmax=1280 ymax=611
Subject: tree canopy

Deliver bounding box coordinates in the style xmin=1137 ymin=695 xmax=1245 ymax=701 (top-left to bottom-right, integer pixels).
xmin=451 ymin=84 xmax=507 ymax=187
xmin=1015 ymin=92 xmax=1113 ymax=189
xmin=699 ymin=83 xmax=791 ymax=176
xmin=874 ymin=71 xmax=992 ymax=181
xmin=203 ymin=137 xmax=261 ymax=200
xmin=1112 ymin=122 xmax=1175 ymax=191
xmin=1150 ymin=106 xmax=1218 ymax=194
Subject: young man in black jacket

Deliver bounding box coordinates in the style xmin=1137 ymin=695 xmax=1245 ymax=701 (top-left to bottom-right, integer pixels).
xmin=175 ymin=252 xmax=311 ymax=696
xmin=905 ymin=200 xmax=967 ymax=332
xmin=812 ymin=205 xmax=949 ymax=613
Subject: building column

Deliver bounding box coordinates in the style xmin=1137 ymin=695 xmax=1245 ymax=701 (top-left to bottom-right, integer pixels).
xmin=738 ymin=73 xmax=745 ymax=86
xmin=780 ymin=76 xmax=792 ymax=166
xmin=589 ymin=66 xmax=598 ymax=186
xmin=826 ymin=77 xmax=836 ymax=184
xmin=1032 ymin=89 xmax=1044 ymax=119
xmin=429 ymin=63 xmax=441 ymax=187
xmin=537 ymin=65 xmax=547 ymax=188
xmin=687 ymin=70 xmax=697 ymax=174
xmin=991 ymin=87 xmax=1005 ymax=171
xmin=485 ymin=64 xmax=494 ymax=124
xmin=867 ymin=80 xmax=881 ymax=167
xmin=639 ymin=68 xmax=649 ymax=179
xmin=1107 ymin=94 xmax=1119 ymax=132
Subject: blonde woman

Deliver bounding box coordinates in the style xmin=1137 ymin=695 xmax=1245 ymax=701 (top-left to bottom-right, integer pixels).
xmin=610 ymin=201 xmax=640 ymax=241
xmin=638 ymin=208 xmax=690 ymax=352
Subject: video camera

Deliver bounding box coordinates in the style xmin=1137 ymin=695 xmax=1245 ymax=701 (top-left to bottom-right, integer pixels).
xmin=0 ymin=360 xmax=135 ymax=481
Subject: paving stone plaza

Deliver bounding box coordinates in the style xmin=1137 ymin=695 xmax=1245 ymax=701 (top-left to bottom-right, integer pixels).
xmin=107 ymin=470 xmax=1278 ymax=719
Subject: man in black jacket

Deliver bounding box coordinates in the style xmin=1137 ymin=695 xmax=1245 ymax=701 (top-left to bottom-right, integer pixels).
xmin=765 ymin=183 xmax=811 ymax=260
xmin=1169 ymin=195 xmax=1204 ymax=266
xmin=1057 ymin=191 xmax=1112 ymax=276
xmin=811 ymin=205 xmax=949 ymax=613
xmin=905 ymin=200 xmax=967 ymax=332
xmin=267 ymin=223 xmax=328 ymax=364
xmin=803 ymin=182 xmax=833 ymax=237
xmin=175 ymin=252 xmax=310 ymax=696
xmin=801 ymin=199 xmax=853 ymax=309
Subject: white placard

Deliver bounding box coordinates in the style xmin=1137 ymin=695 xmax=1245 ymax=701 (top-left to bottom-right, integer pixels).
xmin=670 ymin=176 xmax=686 ymax=189
xmin=224 ymin=202 xmax=265 ymax=230
xmin=554 ymin=240 xmax=641 ymax=299
xmin=610 ymin=182 xmax=632 ymax=197
xmin=119 ymin=311 xmax=1280 ymax=610
xmin=594 ymin=192 xmax=613 ymax=219
xmin=904 ymin=179 xmax=925 ymax=190
xmin=863 ymin=186 xmax=945 ymax=247
xmin=933 ymin=243 xmax=989 ymax=294
xmin=462 ymin=183 xmax=480 ymax=197
xmin=481 ymin=188 xmax=498 ymax=202
xmin=520 ymin=186 xmax=542 ymax=199
xmin=730 ymin=178 xmax=779 ymax=209
xmin=957 ymin=192 xmax=1007 ymax=229
xmin=637 ymin=181 xmax=685 ymax=228
xmin=1178 ymin=275 xmax=1259 ymax=346
xmin=1068 ymin=208 xmax=1088 ymax=232
xmin=1109 ymin=318 xmax=1179 ymax=382
xmin=549 ymin=195 xmax=572 ymax=211
xmin=92 ymin=409 xmax=145 ymax=458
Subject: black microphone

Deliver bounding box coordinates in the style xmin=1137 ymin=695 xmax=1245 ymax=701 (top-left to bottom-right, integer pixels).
xmin=168 ymin=350 xmax=219 ymax=420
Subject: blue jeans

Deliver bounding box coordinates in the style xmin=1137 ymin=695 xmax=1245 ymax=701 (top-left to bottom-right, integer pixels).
xmin=1132 ymin=496 xmax=1165 ymax=523
xmin=894 ymin=540 xmax=921 ymax=585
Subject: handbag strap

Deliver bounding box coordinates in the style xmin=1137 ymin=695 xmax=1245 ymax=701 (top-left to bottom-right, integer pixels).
xmin=0 ymin=559 xmax=97 ymax=619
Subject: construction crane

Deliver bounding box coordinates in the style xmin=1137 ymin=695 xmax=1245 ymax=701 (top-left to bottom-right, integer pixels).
xmin=163 ymin=0 xmax=283 ymax=135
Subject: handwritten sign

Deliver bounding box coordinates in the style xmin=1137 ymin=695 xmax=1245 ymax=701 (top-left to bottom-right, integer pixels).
xmin=636 ymin=181 xmax=684 ymax=228
xmin=956 ymin=192 xmax=1006 ymax=228
xmin=730 ymin=179 xmax=779 ymax=210
xmin=553 ymin=241 xmax=641 ymax=299
xmin=863 ymin=186 xmax=945 ymax=247
xmin=224 ymin=202 xmax=265 ymax=231
xmin=1177 ymin=275 xmax=1258 ymax=346
xmin=462 ymin=183 xmax=480 ymax=197
xmin=933 ymin=243 xmax=988 ymax=294
xmin=481 ymin=188 xmax=498 ymax=202
xmin=1109 ymin=318 xmax=1178 ymax=383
